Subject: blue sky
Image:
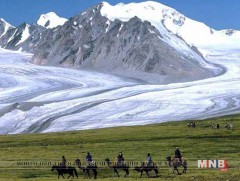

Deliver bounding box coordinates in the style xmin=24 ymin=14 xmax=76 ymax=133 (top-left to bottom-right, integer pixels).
xmin=0 ymin=0 xmax=239 ymax=30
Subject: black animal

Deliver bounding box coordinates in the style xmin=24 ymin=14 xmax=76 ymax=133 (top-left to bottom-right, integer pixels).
xmin=75 ymin=159 xmax=98 ymax=179
xmin=105 ymin=158 xmax=129 ymax=177
xmin=134 ymin=162 xmax=158 ymax=178
xmin=51 ymin=165 xmax=78 ymax=179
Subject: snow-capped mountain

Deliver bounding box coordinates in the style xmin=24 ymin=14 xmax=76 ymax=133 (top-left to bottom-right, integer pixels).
xmin=0 ymin=2 xmax=240 ymax=134
xmin=0 ymin=18 xmax=14 ymax=39
xmin=30 ymin=2 xmax=221 ymax=83
xmin=0 ymin=22 xmax=46 ymax=51
xmin=101 ymin=1 xmax=240 ymax=54
xmin=0 ymin=12 xmax=66 ymax=51
xmin=2 ymin=1 xmax=240 ymax=82
xmin=37 ymin=12 xmax=67 ymax=29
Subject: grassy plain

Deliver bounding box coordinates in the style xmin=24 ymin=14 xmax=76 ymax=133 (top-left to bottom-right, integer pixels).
xmin=0 ymin=115 xmax=239 ymax=180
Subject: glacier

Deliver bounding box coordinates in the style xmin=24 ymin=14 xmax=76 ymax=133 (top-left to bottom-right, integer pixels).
xmin=0 ymin=48 xmax=240 ymax=134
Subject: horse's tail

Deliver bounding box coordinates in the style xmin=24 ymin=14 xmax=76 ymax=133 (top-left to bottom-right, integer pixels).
xmin=73 ymin=168 xmax=78 ymax=178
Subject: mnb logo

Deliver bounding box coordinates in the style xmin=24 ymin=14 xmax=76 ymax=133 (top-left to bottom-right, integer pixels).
xmin=198 ymin=160 xmax=228 ymax=169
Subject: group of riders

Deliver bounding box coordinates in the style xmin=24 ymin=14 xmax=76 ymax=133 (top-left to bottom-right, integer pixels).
xmin=60 ymin=147 xmax=183 ymax=168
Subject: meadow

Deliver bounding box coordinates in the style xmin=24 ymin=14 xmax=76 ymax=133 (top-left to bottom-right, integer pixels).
xmin=0 ymin=115 xmax=239 ymax=181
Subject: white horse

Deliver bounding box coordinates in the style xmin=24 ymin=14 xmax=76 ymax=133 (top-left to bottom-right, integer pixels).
xmin=224 ymin=123 xmax=233 ymax=130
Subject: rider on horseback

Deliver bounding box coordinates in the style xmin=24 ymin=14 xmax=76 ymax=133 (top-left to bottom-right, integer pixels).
xmin=146 ymin=153 xmax=153 ymax=166
xmin=175 ymin=147 xmax=182 ymax=162
xmin=61 ymin=156 xmax=67 ymax=168
xmin=117 ymin=151 xmax=125 ymax=166
xmin=86 ymin=152 xmax=94 ymax=165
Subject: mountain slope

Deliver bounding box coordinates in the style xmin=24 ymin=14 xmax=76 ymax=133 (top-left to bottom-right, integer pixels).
xmin=0 ymin=12 xmax=67 ymax=51
xmin=31 ymin=2 xmax=221 ymax=83
xmin=101 ymin=1 xmax=240 ymax=54
xmin=0 ymin=1 xmax=226 ymax=83
xmin=0 ymin=18 xmax=14 ymax=39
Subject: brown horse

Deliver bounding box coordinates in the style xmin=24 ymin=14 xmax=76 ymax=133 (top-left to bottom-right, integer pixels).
xmin=165 ymin=156 xmax=187 ymax=175
xmin=134 ymin=162 xmax=159 ymax=178
xmin=75 ymin=159 xmax=98 ymax=179
xmin=105 ymin=158 xmax=129 ymax=177
xmin=51 ymin=165 xmax=78 ymax=179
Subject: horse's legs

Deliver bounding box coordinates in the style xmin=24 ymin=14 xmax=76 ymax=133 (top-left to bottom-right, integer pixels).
xmin=146 ymin=170 xmax=149 ymax=178
xmin=155 ymin=169 xmax=159 ymax=177
xmin=175 ymin=167 xmax=181 ymax=175
xmin=93 ymin=169 xmax=97 ymax=179
xmin=87 ymin=169 xmax=90 ymax=178
xmin=182 ymin=167 xmax=187 ymax=173
xmin=114 ymin=169 xmax=119 ymax=177
xmin=125 ymin=169 xmax=129 ymax=177
xmin=60 ymin=173 xmax=65 ymax=179
xmin=83 ymin=168 xmax=87 ymax=178
xmin=124 ymin=170 xmax=127 ymax=177
xmin=123 ymin=169 xmax=128 ymax=177
xmin=116 ymin=170 xmax=120 ymax=177
xmin=140 ymin=170 xmax=143 ymax=178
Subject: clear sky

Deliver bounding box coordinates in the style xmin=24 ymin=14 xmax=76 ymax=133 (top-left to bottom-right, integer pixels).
xmin=0 ymin=0 xmax=239 ymax=30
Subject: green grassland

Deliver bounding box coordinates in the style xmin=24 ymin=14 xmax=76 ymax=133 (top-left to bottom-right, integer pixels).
xmin=0 ymin=115 xmax=239 ymax=180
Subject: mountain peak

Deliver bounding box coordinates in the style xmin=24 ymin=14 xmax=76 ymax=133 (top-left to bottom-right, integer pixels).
xmin=37 ymin=12 xmax=67 ymax=29
xmin=0 ymin=18 xmax=14 ymax=27
xmin=0 ymin=18 xmax=15 ymax=38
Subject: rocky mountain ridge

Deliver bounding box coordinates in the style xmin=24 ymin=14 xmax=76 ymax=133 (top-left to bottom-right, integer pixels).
xmin=0 ymin=1 xmax=232 ymax=83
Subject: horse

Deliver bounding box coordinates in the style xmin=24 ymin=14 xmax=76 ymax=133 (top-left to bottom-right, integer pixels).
xmin=165 ymin=156 xmax=187 ymax=175
xmin=75 ymin=159 xmax=98 ymax=179
xmin=211 ymin=123 xmax=220 ymax=129
xmin=134 ymin=162 xmax=158 ymax=178
xmin=224 ymin=123 xmax=233 ymax=130
xmin=51 ymin=165 xmax=78 ymax=179
xmin=187 ymin=122 xmax=196 ymax=128
xmin=105 ymin=158 xmax=129 ymax=177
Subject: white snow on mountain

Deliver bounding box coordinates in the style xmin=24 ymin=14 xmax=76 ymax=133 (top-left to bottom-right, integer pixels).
xmin=101 ymin=1 xmax=240 ymax=54
xmin=37 ymin=12 xmax=67 ymax=29
xmin=0 ymin=2 xmax=240 ymax=134
xmin=0 ymin=18 xmax=14 ymax=38
xmin=0 ymin=49 xmax=240 ymax=134
xmin=16 ymin=24 xmax=30 ymax=46
xmin=101 ymin=1 xmax=192 ymax=54
xmin=100 ymin=1 xmax=219 ymax=75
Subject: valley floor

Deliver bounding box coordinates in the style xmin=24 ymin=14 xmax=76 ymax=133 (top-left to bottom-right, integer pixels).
xmin=0 ymin=115 xmax=239 ymax=180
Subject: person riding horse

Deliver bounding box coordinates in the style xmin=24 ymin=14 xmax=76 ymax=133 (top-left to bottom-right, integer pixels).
xmin=175 ymin=147 xmax=182 ymax=162
xmin=134 ymin=153 xmax=158 ymax=177
xmin=146 ymin=153 xmax=153 ymax=166
xmin=86 ymin=152 xmax=94 ymax=165
xmin=117 ymin=151 xmax=125 ymax=166
xmin=61 ymin=156 xmax=67 ymax=168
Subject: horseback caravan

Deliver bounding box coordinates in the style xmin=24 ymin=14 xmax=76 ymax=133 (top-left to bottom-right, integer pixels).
xmin=134 ymin=153 xmax=159 ymax=178
xmin=105 ymin=152 xmax=129 ymax=177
